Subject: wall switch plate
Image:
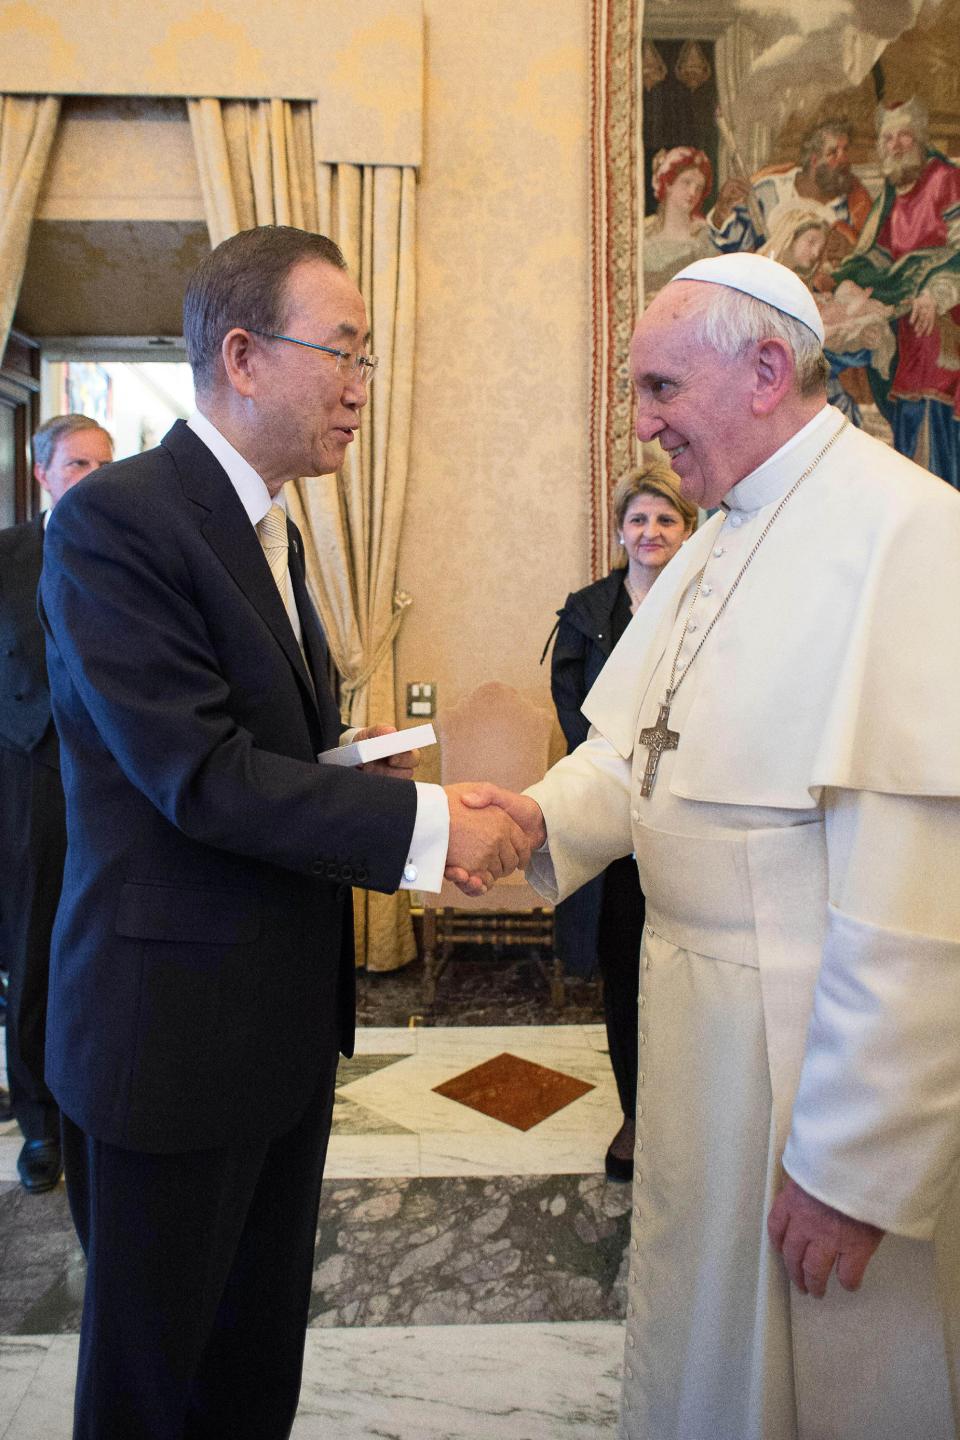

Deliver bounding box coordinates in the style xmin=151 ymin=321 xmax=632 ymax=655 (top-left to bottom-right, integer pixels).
xmin=406 ymin=682 xmax=436 ymax=718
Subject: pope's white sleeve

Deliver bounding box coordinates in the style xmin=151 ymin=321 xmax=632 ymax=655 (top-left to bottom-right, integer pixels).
xmin=524 ymin=730 xmax=635 ymax=904
xmin=782 ymin=789 xmax=960 ymax=1239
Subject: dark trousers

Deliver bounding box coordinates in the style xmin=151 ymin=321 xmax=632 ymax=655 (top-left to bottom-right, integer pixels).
xmin=63 ymin=1049 xmax=339 ymax=1440
xmin=0 ymin=744 xmax=64 ymax=1141
xmin=596 ymin=856 xmax=645 ymax=1120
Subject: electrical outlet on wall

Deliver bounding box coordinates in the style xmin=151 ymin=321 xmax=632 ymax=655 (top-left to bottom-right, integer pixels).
xmin=406 ymin=682 xmax=436 ymax=719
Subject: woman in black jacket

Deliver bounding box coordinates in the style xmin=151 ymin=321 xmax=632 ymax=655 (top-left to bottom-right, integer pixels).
xmin=550 ymin=461 xmax=697 ymax=1179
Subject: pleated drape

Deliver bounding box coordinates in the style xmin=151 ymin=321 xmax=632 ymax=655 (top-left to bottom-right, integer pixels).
xmin=0 ymin=95 xmax=60 ymax=356
xmin=188 ymin=97 xmax=418 ymax=971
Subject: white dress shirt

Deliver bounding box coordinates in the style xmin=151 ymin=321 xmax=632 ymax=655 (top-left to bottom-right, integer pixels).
xmin=187 ymin=411 xmax=448 ymax=892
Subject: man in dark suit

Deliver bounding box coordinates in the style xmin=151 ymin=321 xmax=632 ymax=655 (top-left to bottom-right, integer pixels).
xmin=39 ymin=225 xmax=528 ymax=1440
xmin=0 ymin=414 xmax=113 ymax=1191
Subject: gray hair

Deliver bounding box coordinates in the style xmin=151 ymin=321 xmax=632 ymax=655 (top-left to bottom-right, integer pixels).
xmin=876 ymin=97 xmax=929 ymax=149
xmin=33 ymin=414 xmax=113 ymax=471
xmin=799 ymin=117 xmax=851 ymax=169
xmin=681 ymin=284 xmax=829 ymax=396
xmin=183 ymin=225 xmax=348 ymax=391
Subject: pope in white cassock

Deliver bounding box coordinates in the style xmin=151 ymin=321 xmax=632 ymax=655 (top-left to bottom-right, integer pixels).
xmin=452 ymin=253 xmax=960 ymax=1440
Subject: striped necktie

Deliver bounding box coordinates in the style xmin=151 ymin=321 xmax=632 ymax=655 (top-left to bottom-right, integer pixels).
xmin=256 ymin=503 xmax=290 ymax=605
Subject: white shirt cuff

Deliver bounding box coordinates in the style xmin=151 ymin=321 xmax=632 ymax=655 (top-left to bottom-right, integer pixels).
xmin=400 ymin=782 xmax=449 ymax=893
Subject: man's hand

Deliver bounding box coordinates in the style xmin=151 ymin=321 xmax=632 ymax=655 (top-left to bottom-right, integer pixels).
xmin=443 ymin=782 xmax=540 ymax=897
xmin=355 ymin=724 xmax=420 ymax=780
xmin=443 ymin=783 xmax=546 ymax=896
xmin=910 ymin=290 xmax=938 ymax=337
xmin=767 ymin=1175 xmax=885 ymax=1298
xmin=712 ymin=176 xmax=751 ymax=227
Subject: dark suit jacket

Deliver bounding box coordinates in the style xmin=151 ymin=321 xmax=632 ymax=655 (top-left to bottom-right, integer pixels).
xmin=39 ymin=420 xmax=416 ymax=1153
xmin=548 ymin=569 xmax=632 ymax=977
xmin=0 ymin=516 xmax=58 ymax=766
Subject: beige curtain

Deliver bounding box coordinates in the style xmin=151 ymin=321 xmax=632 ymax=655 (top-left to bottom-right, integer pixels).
xmin=0 ymin=95 xmax=60 ymax=356
xmin=188 ymin=98 xmax=418 ymax=972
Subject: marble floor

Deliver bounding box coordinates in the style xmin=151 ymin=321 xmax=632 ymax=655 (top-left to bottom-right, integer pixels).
xmin=0 ymin=960 xmax=629 ymax=1438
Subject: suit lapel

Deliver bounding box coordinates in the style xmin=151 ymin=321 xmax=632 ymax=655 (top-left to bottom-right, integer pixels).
xmin=162 ymin=421 xmax=322 ymax=722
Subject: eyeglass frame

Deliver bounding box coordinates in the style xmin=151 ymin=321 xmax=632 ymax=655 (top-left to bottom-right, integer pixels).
xmin=243 ymin=328 xmax=378 ymax=385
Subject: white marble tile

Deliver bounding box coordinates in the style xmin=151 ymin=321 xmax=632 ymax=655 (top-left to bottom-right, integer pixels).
xmin=292 ymin=1322 xmax=623 ymax=1439
xmin=412 ymin=1024 xmax=600 ymax=1064
xmin=0 ymin=1134 xmax=21 ymax=1184
xmin=417 ymin=1131 xmax=617 ymax=1178
xmin=583 ymin=1023 xmax=612 ymax=1053
xmin=0 ymin=1326 xmax=620 ymax=1440
xmin=339 ymin=1047 xmax=617 ymax=1136
xmin=351 ymin=1026 xmax=419 ymax=1056
xmin=0 ymin=1337 xmax=55 ymax=1439
xmin=322 ymin=1134 xmax=422 ymax=1180
xmin=0 ymin=1336 xmax=76 ymax=1440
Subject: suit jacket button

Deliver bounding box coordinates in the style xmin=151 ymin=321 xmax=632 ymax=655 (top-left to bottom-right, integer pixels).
xmin=326 ymin=862 xmax=339 ymax=880
xmin=311 ymin=860 xmax=325 ymax=875
xmin=339 ymin=864 xmax=354 ymax=881
xmin=355 ymin=867 xmax=369 ymax=883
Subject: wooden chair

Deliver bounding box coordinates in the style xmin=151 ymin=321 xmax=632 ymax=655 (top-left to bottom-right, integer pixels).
xmin=422 ymin=681 xmax=564 ymax=1009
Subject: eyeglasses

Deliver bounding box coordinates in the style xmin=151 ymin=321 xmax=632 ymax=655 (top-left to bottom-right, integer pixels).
xmin=245 ymin=329 xmax=378 ymax=386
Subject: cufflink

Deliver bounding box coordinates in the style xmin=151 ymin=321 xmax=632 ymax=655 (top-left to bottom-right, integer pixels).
xmin=403 ymin=861 xmax=418 ymax=883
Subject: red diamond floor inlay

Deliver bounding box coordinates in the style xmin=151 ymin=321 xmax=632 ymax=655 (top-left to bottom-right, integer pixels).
xmin=432 ymin=1052 xmax=595 ymax=1131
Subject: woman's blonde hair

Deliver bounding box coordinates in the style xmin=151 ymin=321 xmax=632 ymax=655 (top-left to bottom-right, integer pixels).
xmin=612 ymin=460 xmax=698 ymax=567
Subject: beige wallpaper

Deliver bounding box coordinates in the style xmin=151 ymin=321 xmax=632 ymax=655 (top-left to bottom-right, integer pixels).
xmin=397 ymin=0 xmax=590 ymax=775
xmin=0 ymin=0 xmax=422 ymax=164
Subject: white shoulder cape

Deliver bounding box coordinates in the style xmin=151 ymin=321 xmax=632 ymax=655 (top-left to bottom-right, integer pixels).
xmin=582 ymin=422 xmax=960 ymax=807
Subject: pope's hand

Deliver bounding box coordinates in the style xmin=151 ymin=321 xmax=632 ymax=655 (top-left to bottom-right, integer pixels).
xmin=443 ymin=782 xmax=538 ymax=897
xmin=767 ymin=1175 xmax=885 ymax=1299
xmin=443 ymin=783 xmax=546 ymax=896
xmin=355 ymin=724 xmax=420 ymax=780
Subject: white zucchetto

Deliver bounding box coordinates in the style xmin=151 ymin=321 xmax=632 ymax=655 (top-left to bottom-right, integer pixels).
xmin=671 ymin=252 xmax=826 ymax=344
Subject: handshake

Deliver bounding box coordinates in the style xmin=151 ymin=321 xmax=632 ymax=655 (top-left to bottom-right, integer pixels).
xmin=353 ymin=725 xmax=546 ymax=897
xmin=441 ymin=783 xmax=547 ymax=896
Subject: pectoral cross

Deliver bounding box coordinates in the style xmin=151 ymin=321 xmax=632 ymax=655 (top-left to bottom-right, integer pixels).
xmin=638 ymin=697 xmax=679 ymax=797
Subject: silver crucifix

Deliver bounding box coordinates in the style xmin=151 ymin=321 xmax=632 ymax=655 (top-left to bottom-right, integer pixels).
xmin=638 ymin=698 xmax=679 ymax=797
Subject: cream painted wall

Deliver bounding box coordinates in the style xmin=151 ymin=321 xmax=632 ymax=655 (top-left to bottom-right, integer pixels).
xmin=22 ymin=2 xmax=593 ymax=762
xmin=397 ymin=0 xmax=591 ymax=761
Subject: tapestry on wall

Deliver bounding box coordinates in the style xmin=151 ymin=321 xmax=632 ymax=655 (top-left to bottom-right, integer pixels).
xmin=639 ymin=0 xmax=960 ymax=491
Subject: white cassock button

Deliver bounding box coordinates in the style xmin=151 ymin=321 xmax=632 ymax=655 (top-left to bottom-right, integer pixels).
xmin=639 ymin=1031 xmax=646 ymax=1045
xmin=638 ymin=993 xmax=645 ymax=1008
xmin=627 ymin=1334 xmax=636 ymax=1349
xmin=636 ymin=1103 xmax=643 ymax=1117
xmin=687 ymin=621 xmax=698 ymax=633
xmin=702 ymin=583 xmax=712 ymax=596
xmin=635 ymin=1171 xmax=642 ymax=1184
xmin=713 ymin=545 xmax=725 ymax=557
xmin=729 ymin=514 xmax=742 ymax=528
xmin=638 ymin=1071 xmax=645 ymax=1086
xmin=636 ymin=1138 xmax=643 ymax=1151
xmin=403 ymin=861 xmax=418 ymax=883
xmin=626 ymin=1365 xmax=634 ymax=1381
xmin=632 ymin=809 xmax=641 ymax=822
xmin=631 ymin=1238 xmax=639 ymax=1252
xmin=676 ymin=658 xmax=686 ymax=670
